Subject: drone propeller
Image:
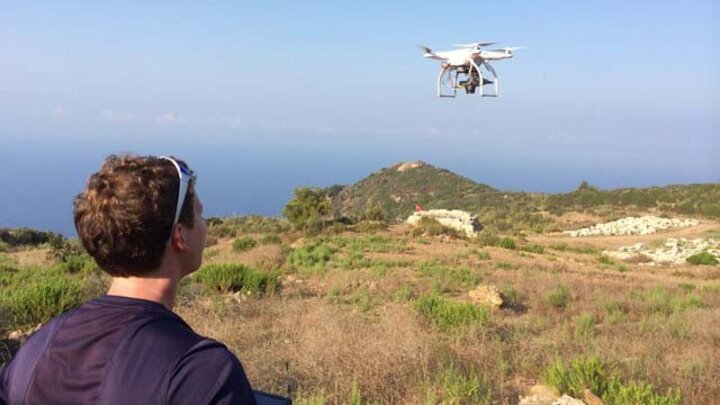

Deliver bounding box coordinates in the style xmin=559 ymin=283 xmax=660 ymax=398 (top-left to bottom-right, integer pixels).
xmin=452 ymin=41 xmax=498 ymax=48
xmin=490 ymin=46 xmax=523 ymax=52
xmin=417 ymin=45 xmax=433 ymax=54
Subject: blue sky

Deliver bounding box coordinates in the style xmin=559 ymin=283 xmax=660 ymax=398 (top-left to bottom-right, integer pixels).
xmin=1 ymin=1 xmax=719 ymax=233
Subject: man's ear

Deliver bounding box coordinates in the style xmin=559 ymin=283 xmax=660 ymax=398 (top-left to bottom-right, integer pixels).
xmin=170 ymin=224 xmax=190 ymax=252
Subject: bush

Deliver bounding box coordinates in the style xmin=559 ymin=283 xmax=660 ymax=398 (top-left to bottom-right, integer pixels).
xmin=287 ymin=243 xmax=336 ymax=275
xmin=411 ymin=217 xmax=462 ymax=238
xmin=499 ymin=237 xmax=516 ymax=250
xmin=548 ymin=285 xmax=571 ymax=309
xmin=521 ymin=244 xmax=544 ymax=254
xmin=686 ymin=251 xmax=718 ymax=265
xmin=232 ymin=236 xmax=257 ymax=252
xmin=56 ymin=254 xmax=98 ymax=274
xmin=194 ymin=264 xmax=279 ymax=294
xmin=543 ymin=356 xmax=610 ymax=398
xmin=1 ymin=274 xmax=87 ymax=328
xmin=604 ymin=380 xmax=681 ymax=405
xmin=544 ymin=356 xmax=681 ymax=404
xmin=416 ymin=260 xmax=482 ymax=292
xmin=283 ymin=188 xmax=332 ymax=235
xmin=425 ymin=364 xmax=492 ymax=405
xmin=260 ymin=233 xmax=282 ymax=245
xmin=414 ymin=294 xmax=491 ymax=332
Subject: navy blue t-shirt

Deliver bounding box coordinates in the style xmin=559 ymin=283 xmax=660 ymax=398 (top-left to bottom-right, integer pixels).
xmin=0 ymin=295 xmax=256 ymax=404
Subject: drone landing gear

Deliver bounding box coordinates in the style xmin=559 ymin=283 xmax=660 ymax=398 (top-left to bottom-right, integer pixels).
xmin=436 ymin=61 xmax=499 ymax=98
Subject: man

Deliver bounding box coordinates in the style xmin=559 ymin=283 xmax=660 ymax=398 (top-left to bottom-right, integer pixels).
xmin=0 ymin=154 xmax=256 ymax=404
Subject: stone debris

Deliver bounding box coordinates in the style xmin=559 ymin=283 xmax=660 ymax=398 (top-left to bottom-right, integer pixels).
xmin=518 ymin=384 xmax=558 ymax=405
xmin=468 ymin=285 xmax=504 ymax=309
xmin=7 ymin=323 xmax=42 ymax=343
xmin=564 ymin=216 xmax=699 ymax=237
xmin=604 ymin=238 xmax=720 ymax=265
xmin=406 ymin=209 xmax=483 ymax=238
xmin=553 ymin=395 xmax=586 ymax=405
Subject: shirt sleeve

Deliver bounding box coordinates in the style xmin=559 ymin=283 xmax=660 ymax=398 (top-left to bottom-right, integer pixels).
xmin=167 ymin=340 xmax=257 ymax=405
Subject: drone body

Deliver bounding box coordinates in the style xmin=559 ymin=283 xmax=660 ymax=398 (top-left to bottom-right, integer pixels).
xmin=419 ymin=42 xmax=520 ymax=97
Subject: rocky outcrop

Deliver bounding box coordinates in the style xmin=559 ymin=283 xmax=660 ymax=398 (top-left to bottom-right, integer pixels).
xmin=564 ymin=216 xmax=699 ymax=237
xmin=406 ymin=209 xmax=483 ymax=238
xmin=468 ymin=285 xmax=503 ymax=308
xmin=604 ymin=238 xmax=720 ymax=265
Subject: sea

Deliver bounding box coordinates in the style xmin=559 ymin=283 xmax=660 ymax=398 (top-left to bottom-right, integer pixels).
xmin=1 ymin=135 xmax=716 ymax=236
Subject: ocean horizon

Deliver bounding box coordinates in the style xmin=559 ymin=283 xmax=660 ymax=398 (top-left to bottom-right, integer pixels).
xmin=2 ymin=135 xmax=717 ymax=236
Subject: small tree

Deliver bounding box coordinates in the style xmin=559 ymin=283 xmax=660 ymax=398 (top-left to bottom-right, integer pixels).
xmin=283 ymin=187 xmax=331 ymax=234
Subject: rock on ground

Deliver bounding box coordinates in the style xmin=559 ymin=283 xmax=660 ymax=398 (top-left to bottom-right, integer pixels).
xmin=406 ymin=209 xmax=483 ymax=238
xmin=604 ymin=237 xmax=720 ymax=265
xmin=564 ymin=216 xmax=699 ymax=237
xmin=468 ymin=285 xmax=504 ymax=309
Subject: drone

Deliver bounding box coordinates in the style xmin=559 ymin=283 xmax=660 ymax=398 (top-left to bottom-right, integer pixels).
xmin=419 ymin=41 xmax=520 ymax=97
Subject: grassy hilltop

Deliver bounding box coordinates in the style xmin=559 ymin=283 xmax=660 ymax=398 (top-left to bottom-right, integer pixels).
xmin=2 ymin=163 xmax=720 ymax=404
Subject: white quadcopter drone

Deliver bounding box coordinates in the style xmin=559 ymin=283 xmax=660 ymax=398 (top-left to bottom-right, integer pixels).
xmin=419 ymin=41 xmax=520 ymax=97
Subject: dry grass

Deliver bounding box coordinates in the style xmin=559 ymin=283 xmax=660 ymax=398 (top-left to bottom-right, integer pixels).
xmin=176 ymin=222 xmax=720 ymax=403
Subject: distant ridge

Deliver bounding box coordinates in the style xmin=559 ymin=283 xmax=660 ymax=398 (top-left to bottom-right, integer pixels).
xmin=329 ymin=161 xmax=720 ymax=228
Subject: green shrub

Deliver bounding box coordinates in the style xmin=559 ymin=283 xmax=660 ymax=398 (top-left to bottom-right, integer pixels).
xmin=604 ymin=380 xmax=681 ymax=405
xmin=574 ymin=312 xmax=596 ymax=339
xmin=548 ymin=285 xmax=571 ymax=309
xmin=677 ymin=282 xmax=695 ymax=292
xmin=1 ymin=274 xmax=87 ymax=328
xmin=426 ymin=364 xmax=492 ymax=405
xmin=598 ymin=255 xmax=614 ymax=265
xmin=283 ymin=188 xmax=332 ymax=235
xmin=414 ymin=294 xmax=491 ymax=331
xmin=411 ymin=217 xmax=462 ymax=238
xmin=476 ymin=250 xmax=490 ymax=260
xmin=353 ymin=220 xmax=388 ymax=234
xmin=416 ymin=260 xmax=482 ymax=292
xmin=347 ymin=286 xmax=381 ymax=313
xmin=499 ymin=237 xmax=516 ymax=250
xmin=232 ymin=236 xmax=257 ymax=252
xmin=543 ymin=356 xmax=610 ymax=398
xmin=260 ymin=233 xmax=282 ymax=245
xmin=643 ymin=287 xmax=703 ymax=316
xmin=521 ymin=244 xmax=544 ymax=254
xmin=604 ymin=301 xmax=628 ymax=323
xmin=393 ymin=284 xmax=415 ymax=302
xmin=686 ymin=251 xmax=718 ymax=265
xmin=194 ymin=264 xmax=279 ymax=294
xmin=287 ymin=243 xmax=336 ymax=275
xmin=476 ymin=232 xmax=500 ymax=247
xmin=544 ymin=356 xmax=681 ymax=404
xmin=56 ymin=254 xmax=98 ymax=274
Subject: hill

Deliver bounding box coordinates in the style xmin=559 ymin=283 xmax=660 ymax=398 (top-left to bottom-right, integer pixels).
xmin=331 ymin=161 xmax=497 ymax=221
xmin=330 ymin=161 xmax=720 ymax=233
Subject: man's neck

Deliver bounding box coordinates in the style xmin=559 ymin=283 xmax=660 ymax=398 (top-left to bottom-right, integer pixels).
xmin=107 ymin=272 xmax=179 ymax=310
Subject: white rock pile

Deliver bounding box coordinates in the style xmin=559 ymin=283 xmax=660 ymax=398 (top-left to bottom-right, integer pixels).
xmin=564 ymin=216 xmax=699 ymax=237
xmin=603 ymin=238 xmax=720 ymax=265
xmin=406 ymin=209 xmax=483 ymax=238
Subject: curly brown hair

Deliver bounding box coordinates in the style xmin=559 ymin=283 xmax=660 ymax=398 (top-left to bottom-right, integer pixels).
xmin=73 ymin=154 xmax=196 ymax=277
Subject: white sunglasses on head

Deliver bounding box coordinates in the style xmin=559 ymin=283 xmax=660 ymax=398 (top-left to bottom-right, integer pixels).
xmin=160 ymin=156 xmax=197 ymax=228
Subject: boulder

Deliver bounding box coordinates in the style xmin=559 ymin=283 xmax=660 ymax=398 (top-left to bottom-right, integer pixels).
xmin=468 ymin=285 xmax=503 ymax=309
xmin=406 ymin=209 xmax=483 ymax=238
